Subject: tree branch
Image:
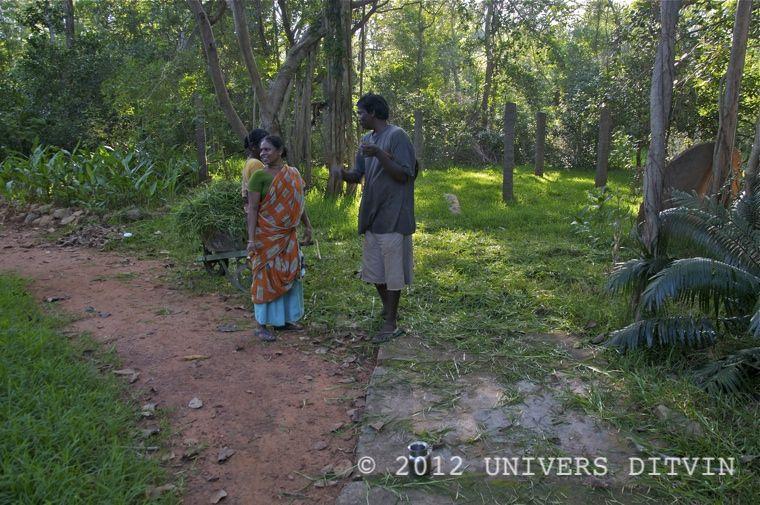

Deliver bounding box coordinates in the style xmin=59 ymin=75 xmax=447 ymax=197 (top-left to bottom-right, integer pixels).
xmin=208 ymin=0 xmax=228 ymax=24
xmin=228 ymin=0 xmax=270 ymax=113
xmin=352 ymin=0 xmax=387 ymax=33
xmin=187 ymin=0 xmax=248 ymax=140
xmin=277 ymin=0 xmax=295 ymax=46
xmin=269 ymin=20 xmax=326 ymax=112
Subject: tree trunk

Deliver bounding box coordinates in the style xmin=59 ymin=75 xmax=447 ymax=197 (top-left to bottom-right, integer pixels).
xmin=189 ymin=0 xmax=329 ymax=141
xmin=193 ymin=94 xmax=209 ymax=182
xmin=534 ymin=111 xmax=546 ymax=177
xmin=746 ymin=112 xmax=760 ymax=198
xmin=711 ymin=0 xmax=752 ymax=200
xmin=641 ymin=0 xmax=681 ymax=254
xmin=480 ymin=0 xmax=496 ymax=129
xmin=292 ymin=49 xmax=316 ymax=187
xmin=414 ymin=109 xmax=424 ymax=172
xmin=324 ymin=0 xmax=353 ymax=196
xmin=43 ymin=1 xmax=56 ymax=45
xmin=503 ymin=102 xmax=517 ymax=202
xmin=595 ymin=105 xmax=612 ymax=188
xmin=63 ymin=0 xmax=75 ymax=48
xmin=187 ymin=0 xmax=248 ymax=141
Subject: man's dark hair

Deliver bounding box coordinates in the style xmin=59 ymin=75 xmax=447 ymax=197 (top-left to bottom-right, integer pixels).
xmin=244 ymin=128 xmax=269 ymax=152
xmin=357 ymin=93 xmax=390 ymax=120
xmin=262 ymin=134 xmax=288 ymax=158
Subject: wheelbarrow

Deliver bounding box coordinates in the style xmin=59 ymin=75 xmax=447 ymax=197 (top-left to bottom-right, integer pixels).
xmin=195 ymin=230 xmax=251 ymax=293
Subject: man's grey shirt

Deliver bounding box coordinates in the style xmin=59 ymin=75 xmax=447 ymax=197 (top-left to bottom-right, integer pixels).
xmin=354 ymin=124 xmax=416 ymax=235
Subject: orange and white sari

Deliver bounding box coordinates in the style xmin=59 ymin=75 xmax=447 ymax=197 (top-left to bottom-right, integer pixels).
xmin=249 ymin=165 xmax=305 ymax=304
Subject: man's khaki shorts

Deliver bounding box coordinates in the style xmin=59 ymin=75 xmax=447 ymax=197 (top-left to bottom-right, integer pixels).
xmin=360 ymin=231 xmax=413 ymax=291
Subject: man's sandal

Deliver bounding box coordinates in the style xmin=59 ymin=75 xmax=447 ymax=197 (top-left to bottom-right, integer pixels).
xmin=371 ymin=328 xmax=404 ymax=344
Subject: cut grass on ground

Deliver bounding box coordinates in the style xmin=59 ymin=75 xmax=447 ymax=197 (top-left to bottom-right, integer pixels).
xmin=111 ymin=163 xmax=758 ymax=503
xmin=0 ymin=274 xmax=176 ymax=504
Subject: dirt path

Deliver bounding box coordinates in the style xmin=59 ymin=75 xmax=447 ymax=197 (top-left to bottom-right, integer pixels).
xmin=1 ymin=226 xmax=370 ymax=504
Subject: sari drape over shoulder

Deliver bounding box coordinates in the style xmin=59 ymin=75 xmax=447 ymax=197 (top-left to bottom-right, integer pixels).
xmin=250 ymin=165 xmax=305 ymax=304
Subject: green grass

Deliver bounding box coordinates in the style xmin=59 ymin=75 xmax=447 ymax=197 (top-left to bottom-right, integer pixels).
xmin=0 ymin=274 xmax=176 ymax=504
xmin=108 ymin=163 xmax=757 ymax=503
xmin=302 ymin=165 xmax=639 ymax=351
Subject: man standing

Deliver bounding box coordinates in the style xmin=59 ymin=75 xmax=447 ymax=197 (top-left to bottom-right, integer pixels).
xmin=335 ymin=93 xmax=417 ymax=343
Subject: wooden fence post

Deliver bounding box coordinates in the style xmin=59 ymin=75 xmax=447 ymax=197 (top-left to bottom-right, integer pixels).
xmin=503 ymin=102 xmax=517 ymax=202
xmin=535 ymin=111 xmax=546 ymax=176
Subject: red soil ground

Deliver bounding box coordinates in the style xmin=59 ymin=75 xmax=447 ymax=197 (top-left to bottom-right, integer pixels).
xmin=0 ymin=226 xmax=371 ymax=504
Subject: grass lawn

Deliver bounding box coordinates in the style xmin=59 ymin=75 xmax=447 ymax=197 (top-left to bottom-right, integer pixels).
xmin=113 ymin=163 xmax=758 ymax=503
xmin=0 ymin=274 xmax=175 ymax=504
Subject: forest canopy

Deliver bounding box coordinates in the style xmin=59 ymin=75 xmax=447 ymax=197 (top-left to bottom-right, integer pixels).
xmin=0 ymin=0 xmax=758 ymax=174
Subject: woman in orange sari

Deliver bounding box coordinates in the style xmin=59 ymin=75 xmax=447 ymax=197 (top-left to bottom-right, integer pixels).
xmin=246 ymin=135 xmax=312 ymax=342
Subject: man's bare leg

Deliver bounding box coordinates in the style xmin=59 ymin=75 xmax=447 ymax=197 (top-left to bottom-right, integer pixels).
xmin=375 ymin=283 xmax=389 ymax=320
xmin=382 ymin=289 xmax=400 ymax=332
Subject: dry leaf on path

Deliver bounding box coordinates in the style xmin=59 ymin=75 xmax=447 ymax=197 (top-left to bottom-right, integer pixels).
xmin=209 ymin=489 xmax=228 ymax=504
xmin=44 ymin=295 xmax=69 ymax=303
xmin=182 ymin=354 xmax=210 ymax=361
xmin=146 ymin=484 xmax=176 ymax=498
xmin=217 ymin=447 xmax=236 ymax=463
xmin=333 ymin=458 xmax=354 ymax=478
xmin=141 ymin=403 xmax=157 ymax=417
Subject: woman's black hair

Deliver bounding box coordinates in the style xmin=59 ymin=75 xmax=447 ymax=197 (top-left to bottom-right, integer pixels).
xmin=261 ymin=134 xmax=288 ymax=159
xmin=357 ymin=93 xmax=390 ymax=120
xmin=244 ymin=128 xmax=269 ymax=152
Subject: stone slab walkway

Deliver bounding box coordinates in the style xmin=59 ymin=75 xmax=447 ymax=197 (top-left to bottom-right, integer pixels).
xmin=337 ymin=335 xmax=654 ymax=504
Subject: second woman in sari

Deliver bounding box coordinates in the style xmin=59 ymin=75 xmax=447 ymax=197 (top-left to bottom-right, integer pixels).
xmin=246 ymin=135 xmax=312 ymax=342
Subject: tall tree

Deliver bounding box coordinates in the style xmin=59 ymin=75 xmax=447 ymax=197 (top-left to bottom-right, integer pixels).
xmin=747 ymin=113 xmax=760 ymax=198
xmin=63 ymin=0 xmax=74 ymax=49
xmin=711 ymin=0 xmax=753 ymax=199
xmin=480 ymin=0 xmax=499 ymax=128
xmin=641 ymin=0 xmax=681 ymax=253
xmin=324 ymin=0 xmax=353 ymax=196
xmin=188 ymin=0 xmax=327 ymax=138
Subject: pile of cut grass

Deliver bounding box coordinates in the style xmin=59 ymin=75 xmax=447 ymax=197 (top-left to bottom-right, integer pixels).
xmin=0 ymin=274 xmax=175 ymax=504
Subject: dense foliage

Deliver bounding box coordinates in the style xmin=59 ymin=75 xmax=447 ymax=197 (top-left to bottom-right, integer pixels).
xmin=0 ymin=0 xmax=757 ymax=171
xmin=0 ymin=144 xmax=196 ymax=208
xmin=608 ymin=182 xmax=760 ymax=393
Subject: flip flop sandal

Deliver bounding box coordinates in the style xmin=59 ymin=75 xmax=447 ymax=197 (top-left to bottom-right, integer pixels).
xmin=255 ymin=327 xmax=276 ymax=342
xmin=371 ymin=327 xmax=404 ymax=344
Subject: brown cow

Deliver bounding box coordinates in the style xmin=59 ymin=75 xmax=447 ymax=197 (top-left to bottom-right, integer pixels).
xmin=638 ymin=142 xmax=741 ymax=222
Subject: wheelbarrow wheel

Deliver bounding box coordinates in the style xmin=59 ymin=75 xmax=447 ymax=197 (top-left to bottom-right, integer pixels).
xmin=229 ymin=259 xmax=252 ymax=293
xmin=202 ymin=246 xmax=228 ymax=276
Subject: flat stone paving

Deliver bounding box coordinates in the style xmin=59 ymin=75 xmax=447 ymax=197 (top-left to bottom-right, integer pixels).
xmin=337 ymin=335 xmax=654 ymax=504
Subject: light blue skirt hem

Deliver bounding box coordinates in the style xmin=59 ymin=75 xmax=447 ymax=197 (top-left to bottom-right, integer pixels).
xmin=253 ymin=279 xmax=304 ymax=326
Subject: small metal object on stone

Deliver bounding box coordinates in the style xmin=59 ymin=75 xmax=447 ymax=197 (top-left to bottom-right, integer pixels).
xmin=407 ymin=441 xmax=432 ymax=476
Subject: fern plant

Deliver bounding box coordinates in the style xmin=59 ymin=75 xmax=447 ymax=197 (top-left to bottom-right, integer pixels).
xmin=607 ymin=180 xmax=760 ymax=393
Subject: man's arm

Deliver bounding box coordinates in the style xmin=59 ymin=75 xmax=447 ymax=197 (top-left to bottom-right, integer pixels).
xmin=368 ymin=148 xmax=408 ymax=183
xmin=361 ymin=130 xmax=415 ymax=183
xmin=336 ymin=148 xmax=366 ymax=183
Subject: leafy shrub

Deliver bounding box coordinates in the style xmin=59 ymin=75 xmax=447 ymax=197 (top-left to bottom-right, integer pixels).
xmin=0 ymin=144 xmax=196 ymax=209
xmin=571 ymin=187 xmax=636 ymax=261
xmin=173 ymin=179 xmax=246 ymax=246
xmin=607 ymin=184 xmax=760 ymax=393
